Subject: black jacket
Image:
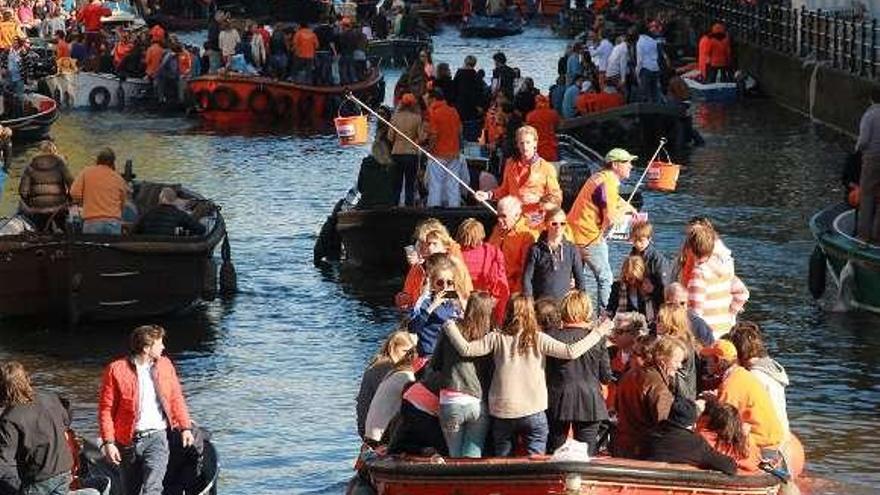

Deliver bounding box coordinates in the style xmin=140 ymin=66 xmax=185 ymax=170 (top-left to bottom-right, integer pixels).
xmin=630 ymin=243 xmax=671 ymax=309
xmin=453 ymin=68 xmax=485 ymax=121
xmin=545 ymin=327 xmax=612 ymax=423
xmin=134 ymin=204 xmax=206 ymax=236
xmin=523 ymin=234 xmax=587 ymax=301
xmin=0 ymin=391 xmax=74 ymax=492
xmin=18 ymin=154 xmax=73 ymax=212
xmin=644 ymin=421 xmax=737 ymax=475
xmin=430 ymin=331 xmax=493 ymax=401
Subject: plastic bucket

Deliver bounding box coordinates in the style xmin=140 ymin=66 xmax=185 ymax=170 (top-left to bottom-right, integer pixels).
xmin=647 ymin=161 xmax=681 ymax=192
xmin=334 ymin=114 xmax=368 ymax=146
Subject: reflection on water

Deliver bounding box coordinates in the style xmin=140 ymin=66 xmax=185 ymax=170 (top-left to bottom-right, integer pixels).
xmin=0 ymin=25 xmax=876 ymax=495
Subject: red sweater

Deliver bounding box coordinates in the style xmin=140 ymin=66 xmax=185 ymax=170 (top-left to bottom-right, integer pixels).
xmin=98 ymin=356 xmax=192 ymax=446
xmin=78 ymin=3 xmax=111 ymax=32
xmin=460 ymin=243 xmax=509 ymax=323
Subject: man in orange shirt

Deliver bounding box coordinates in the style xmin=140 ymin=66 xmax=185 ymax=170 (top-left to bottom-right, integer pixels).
xmin=525 ymin=95 xmax=561 ymax=161
xmin=567 ymin=148 xmax=636 ymax=309
xmin=476 ymin=125 xmax=562 ymax=229
xmin=70 ymin=148 xmax=129 ymax=235
xmin=54 ymin=30 xmax=70 ymax=59
xmin=144 ymin=38 xmax=165 ymax=80
xmin=488 ymin=196 xmax=539 ymax=294
xmin=293 ymin=21 xmax=319 ymax=84
xmin=425 ymin=89 xmax=464 ymax=208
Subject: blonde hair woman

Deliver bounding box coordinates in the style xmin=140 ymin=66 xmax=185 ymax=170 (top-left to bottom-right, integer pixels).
xmin=656 ymin=302 xmax=699 ymax=400
xmin=356 ymin=329 xmax=415 ymax=439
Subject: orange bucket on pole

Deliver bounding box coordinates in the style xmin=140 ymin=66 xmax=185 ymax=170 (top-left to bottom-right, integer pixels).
xmin=647 ymin=160 xmax=681 ymax=192
xmin=334 ymin=99 xmax=368 ymax=146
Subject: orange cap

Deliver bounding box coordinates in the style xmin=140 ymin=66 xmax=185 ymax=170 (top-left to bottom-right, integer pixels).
xmin=700 ymin=339 xmax=738 ymax=362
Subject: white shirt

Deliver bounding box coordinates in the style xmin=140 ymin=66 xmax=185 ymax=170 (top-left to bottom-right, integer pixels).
xmin=636 ymin=34 xmax=660 ymax=73
xmin=135 ymin=361 xmax=168 ymax=432
xmin=218 ymin=28 xmax=241 ymax=57
xmin=606 ymin=41 xmax=629 ymax=81
xmin=589 ymin=38 xmax=613 ymax=72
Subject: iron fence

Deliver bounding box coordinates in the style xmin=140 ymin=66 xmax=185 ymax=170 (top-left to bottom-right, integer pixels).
xmin=684 ymin=0 xmax=880 ymax=79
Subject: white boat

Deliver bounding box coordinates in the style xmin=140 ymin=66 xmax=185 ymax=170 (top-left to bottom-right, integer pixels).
xmin=41 ymin=71 xmax=152 ymax=111
xmin=682 ymin=69 xmax=738 ymax=102
xmin=101 ymin=1 xmax=146 ymax=28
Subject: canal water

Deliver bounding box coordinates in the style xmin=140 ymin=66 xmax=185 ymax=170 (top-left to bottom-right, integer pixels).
xmin=0 ymin=26 xmax=877 ymax=495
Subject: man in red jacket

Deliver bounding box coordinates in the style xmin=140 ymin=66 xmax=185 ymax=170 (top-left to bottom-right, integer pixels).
xmin=98 ymin=325 xmax=194 ymax=495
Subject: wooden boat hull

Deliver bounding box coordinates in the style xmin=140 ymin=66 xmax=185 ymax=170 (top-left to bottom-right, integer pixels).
xmin=0 ymin=184 xmax=226 ymax=322
xmin=350 ymin=456 xmax=780 ymax=495
xmin=3 ymin=93 xmax=58 ymax=142
xmin=810 ymin=202 xmax=880 ymax=313
xmin=187 ymin=69 xmax=385 ymax=129
xmin=367 ymin=38 xmax=433 ymax=67
xmin=559 ymin=102 xmax=687 ymax=155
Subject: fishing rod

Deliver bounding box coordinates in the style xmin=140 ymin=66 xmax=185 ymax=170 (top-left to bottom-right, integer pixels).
xmin=344 ymin=92 xmax=498 ymax=215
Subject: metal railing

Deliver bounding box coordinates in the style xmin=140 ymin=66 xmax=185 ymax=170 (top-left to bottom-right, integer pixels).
xmin=684 ymin=0 xmax=880 ymax=79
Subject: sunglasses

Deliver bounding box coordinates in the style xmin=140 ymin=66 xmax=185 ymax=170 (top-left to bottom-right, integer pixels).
xmin=433 ymin=279 xmax=455 ymax=288
xmin=549 ymin=221 xmax=567 ymax=226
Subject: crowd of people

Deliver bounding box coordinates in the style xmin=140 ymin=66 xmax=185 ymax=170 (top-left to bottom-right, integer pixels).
xmin=16 ymin=141 xmax=207 ymax=236
xmin=0 ymin=325 xmax=201 ymax=495
xmin=356 ymin=190 xmax=798 ymax=479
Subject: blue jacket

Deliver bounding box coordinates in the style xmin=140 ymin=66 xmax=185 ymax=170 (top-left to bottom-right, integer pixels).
xmin=409 ymin=295 xmax=463 ymax=357
xmin=631 ymin=243 xmax=670 ymax=309
xmin=523 ymin=233 xmax=587 ymax=300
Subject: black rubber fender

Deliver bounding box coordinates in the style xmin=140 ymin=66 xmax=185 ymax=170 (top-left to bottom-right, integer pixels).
xmin=88 ymin=86 xmax=112 ymax=110
xmin=247 ymin=86 xmax=275 ymax=115
xmin=809 ymin=245 xmax=827 ymax=299
xmin=211 ymin=86 xmax=239 ymax=111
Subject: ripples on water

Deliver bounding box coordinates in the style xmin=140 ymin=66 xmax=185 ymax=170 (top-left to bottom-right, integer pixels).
xmin=0 ymin=26 xmax=877 ymax=495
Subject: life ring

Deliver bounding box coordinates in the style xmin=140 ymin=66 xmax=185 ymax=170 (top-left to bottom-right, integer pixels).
xmin=808 ymin=245 xmax=826 ymax=299
xmin=194 ymin=90 xmax=214 ymax=111
xmin=211 ymin=86 xmax=239 ymax=111
xmin=275 ymin=95 xmax=293 ymax=121
xmin=88 ymin=86 xmax=112 ymax=110
xmin=247 ymin=87 xmax=275 ymax=115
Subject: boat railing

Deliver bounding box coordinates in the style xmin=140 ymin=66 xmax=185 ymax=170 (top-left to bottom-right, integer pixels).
xmin=557 ymin=133 xmax=604 ymax=164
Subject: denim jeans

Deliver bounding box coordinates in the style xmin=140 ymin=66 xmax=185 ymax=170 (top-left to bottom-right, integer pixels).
xmin=426 ymin=157 xmax=463 ymax=208
xmin=83 ymin=219 xmax=122 ymax=235
xmin=21 ymin=472 xmax=100 ymax=495
xmin=492 ymin=411 xmax=549 ymax=456
xmin=580 ymin=240 xmax=613 ymax=310
xmin=440 ymin=401 xmax=490 ymax=458
xmin=121 ymin=430 xmax=170 ymax=495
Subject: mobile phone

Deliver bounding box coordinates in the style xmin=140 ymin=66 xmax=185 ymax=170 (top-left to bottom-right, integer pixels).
xmin=443 ymin=291 xmax=459 ymax=299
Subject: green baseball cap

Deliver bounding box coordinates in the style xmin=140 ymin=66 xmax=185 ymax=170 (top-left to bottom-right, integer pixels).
xmin=605 ymin=148 xmax=638 ymax=163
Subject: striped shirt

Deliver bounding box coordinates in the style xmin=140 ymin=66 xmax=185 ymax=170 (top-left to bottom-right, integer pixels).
xmin=687 ymin=253 xmax=749 ymax=339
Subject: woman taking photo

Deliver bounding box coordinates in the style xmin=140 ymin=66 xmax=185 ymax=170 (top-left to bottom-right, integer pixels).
xmin=443 ymin=294 xmax=612 ymax=456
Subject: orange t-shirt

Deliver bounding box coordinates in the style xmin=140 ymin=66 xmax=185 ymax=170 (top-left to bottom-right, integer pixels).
xmin=293 ymin=27 xmax=319 ymax=59
xmin=567 ymin=169 xmax=621 ymax=246
xmin=70 ymin=165 xmax=128 ymax=221
xmin=697 ymin=427 xmax=762 ymax=474
xmin=56 ymin=39 xmax=71 ymax=59
xmin=718 ymin=366 xmax=785 ymax=448
xmin=593 ymin=92 xmax=624 ymax=111
xmin=112 ymin=41 xmax=132 ymax=68
xmin=428 ymin=100 xmax=462 ymax=159
xmin=525 ymin=107 xmax=561 ymax=161
xmin=145 ymin=43 xmax=165 ymax=78
xmin=697 ymin=35 xmax=711 ymax=78
xmin=488 ymin=218 xmax=539 ymax=294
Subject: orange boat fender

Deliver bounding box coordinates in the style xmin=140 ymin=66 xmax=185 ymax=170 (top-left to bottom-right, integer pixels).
xmin=194 ymin=89 xmax=214 ymax=110
xmin=211 ymin=86 xmax=239 ymax=111
xmin=247 ymin=87 xmax=275 ymax=115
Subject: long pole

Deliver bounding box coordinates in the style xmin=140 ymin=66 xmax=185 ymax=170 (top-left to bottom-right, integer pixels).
xmin=625 ymin=137 xmax=667 ymax=204
xmin=344 ymin=92 xmax=497 ymax=215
